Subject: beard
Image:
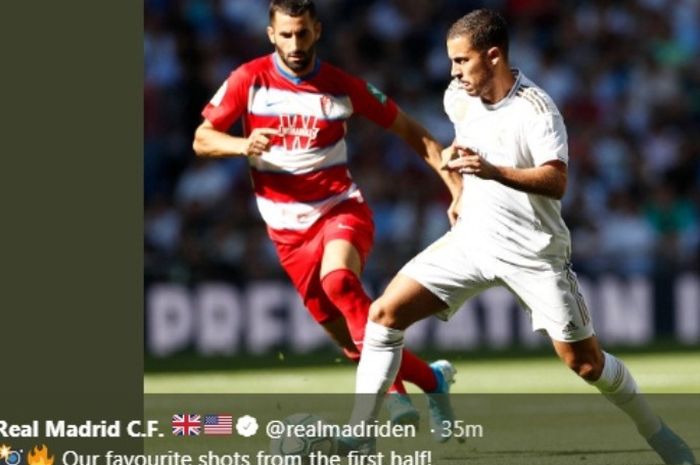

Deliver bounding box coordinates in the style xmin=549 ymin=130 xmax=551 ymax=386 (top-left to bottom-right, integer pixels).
xmin=465 ymin=63 xmax=496 ymax=100
xmin=277 ymin=45 xmax=315 ymax=73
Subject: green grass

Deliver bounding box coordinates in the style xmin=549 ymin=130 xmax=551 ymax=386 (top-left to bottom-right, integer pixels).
xmin=144 ymin=351 xmax=700 ymax=393
xmin=144 ymin=351 xmax=700 ymax=464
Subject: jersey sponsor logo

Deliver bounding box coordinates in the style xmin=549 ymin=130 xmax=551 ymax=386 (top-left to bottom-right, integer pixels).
xmin=336 ymin=223 xmax=355 ymax=231
xmin=366 ymin=83 xmax=387 ymax=104
xmin=278 ymin=114 xmax=321 ymax=151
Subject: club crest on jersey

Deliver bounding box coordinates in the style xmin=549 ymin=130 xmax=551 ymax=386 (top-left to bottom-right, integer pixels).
xmin=320 ymin=95 xmax=333 ymax=117
xmin=278 ymin=114 xmax=320 ymax=151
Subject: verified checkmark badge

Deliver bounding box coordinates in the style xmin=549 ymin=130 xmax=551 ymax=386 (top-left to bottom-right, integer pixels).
xmin=235 ymin=415 xmax=259 ymax=437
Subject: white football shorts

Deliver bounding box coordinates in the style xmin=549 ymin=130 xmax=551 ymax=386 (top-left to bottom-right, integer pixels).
xmin=400 ymin=229 xmax=594 ymax=342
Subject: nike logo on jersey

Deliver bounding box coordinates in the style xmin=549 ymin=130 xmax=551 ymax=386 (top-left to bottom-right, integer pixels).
xmin=337 ymin=223 xmax=355 ymax=231
xmin=265 ymin=98 xmax=286 ymax=107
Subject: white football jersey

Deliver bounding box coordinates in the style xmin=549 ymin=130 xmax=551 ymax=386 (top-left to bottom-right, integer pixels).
xmin=444 ymin=70 xmax=571 ymax=266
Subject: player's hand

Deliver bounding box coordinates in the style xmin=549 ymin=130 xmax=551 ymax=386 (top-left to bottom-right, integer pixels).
xmin=447 ymin=149 xmax=500 ymax=180
xmin=245 ymin=128 xmax=279 ymax=157
xmin=440 ymin=144 xmax=460 ymax=170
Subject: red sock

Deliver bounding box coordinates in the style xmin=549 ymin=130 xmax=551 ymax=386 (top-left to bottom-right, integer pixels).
xmin=321 ymin=269 xmax=434 ymax=394
xmin=321 ymin=269 xmax=370 ymax=346
xmin=322 ymin=269 xmax=406 ymax=393
xmin=400 ymin=349 xmax=438 ymax=392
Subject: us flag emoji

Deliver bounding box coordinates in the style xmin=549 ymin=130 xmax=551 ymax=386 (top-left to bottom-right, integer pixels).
xmin=203 ymin=414 xmax=233 ymax=435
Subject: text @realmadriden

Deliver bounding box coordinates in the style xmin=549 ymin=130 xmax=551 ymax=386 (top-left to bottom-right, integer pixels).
xmin=61 ymin=450 xmax=434 ymax=465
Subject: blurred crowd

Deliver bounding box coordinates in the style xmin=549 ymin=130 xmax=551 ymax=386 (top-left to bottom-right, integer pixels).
xmin=145 ymin=0 xmax=700 ymax=288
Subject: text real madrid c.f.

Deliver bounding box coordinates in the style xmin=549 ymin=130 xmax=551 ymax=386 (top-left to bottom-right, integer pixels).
xmin=0 ymin=420 xmax=122 ymax=437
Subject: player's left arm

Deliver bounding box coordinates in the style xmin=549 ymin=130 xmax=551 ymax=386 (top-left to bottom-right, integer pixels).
xmin=446 ymin=150 xmax=567 ymax=199
xmin=389 ymin=110 xmax=463 ymax=220
xmin=347 ymin=74 xmax=462 ymax=222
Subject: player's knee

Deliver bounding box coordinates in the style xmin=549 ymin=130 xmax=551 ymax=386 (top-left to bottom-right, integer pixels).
xmin=368 ymin=299 xmax=399 ymax=328
xmin=563 ymin=353 xmax=604 ymax=381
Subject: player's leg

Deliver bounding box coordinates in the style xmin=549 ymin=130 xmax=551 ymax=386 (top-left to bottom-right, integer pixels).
xmin=355 ymin=273 xmax=448 ymax=394
xmin=319 ymin=309 xmax=422 ymax=431
xmin=348 ymin=273 xmax=449 ymax=431
xmin=275 ymin=235 xmax=414 ymax=400
xmin=320 ymin=237 xmax=430 ymax=427
xmin=552 ymin=337 xmax=695 ymax=465
xmin=318 ymin=201 xmax=439 ymax=395
xmin=347 ymin=273 xmax=466 ymax=446
xmin=342 ymin=244 xmax=492 ymax=454
xmin=505 ymin=265 xmax=695 ymax=465
xmin=319 ymin=237 xmax=422 ymax=410
xmin=319 ymin=316 xmax=360 ymax=361
xmin=319 ymin=238 xmax=365 ymax=344
xmin=552 ymin=336 xmax=661 ymax=435
xmin=319 ymin=314 xmax=410 ymax=393
xmin=349 ymin=230 xmax=485 ymax=442
xmin=320 ymin=239 xmax=438 ymax=386
xmin=272 ymin=236 xmax=370 ymax=370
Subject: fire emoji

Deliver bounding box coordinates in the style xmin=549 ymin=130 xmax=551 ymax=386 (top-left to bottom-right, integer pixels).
xmin=27 ymin=446 xmax=53 ymax=465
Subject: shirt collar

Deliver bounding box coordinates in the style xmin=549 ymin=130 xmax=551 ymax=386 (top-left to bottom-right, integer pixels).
xmin=272 ymin=52 xmax=321 ymax=84
xmin=484 ymin=68 xmax=521 ymax=110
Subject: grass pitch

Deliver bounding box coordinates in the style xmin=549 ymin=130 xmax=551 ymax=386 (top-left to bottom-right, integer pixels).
xmin=144 ymin=351 xmax=699 ymax=464
xmin=144 ymin=351 xmax=700 ymax=393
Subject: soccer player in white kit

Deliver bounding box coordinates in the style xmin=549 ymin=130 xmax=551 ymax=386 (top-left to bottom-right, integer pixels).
xmin=347 ymin=9 xmax=695 ymax=465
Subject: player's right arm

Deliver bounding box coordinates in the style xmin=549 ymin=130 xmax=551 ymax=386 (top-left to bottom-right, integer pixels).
xmin=193 ymin=121 xmax=277 ymax=158
xmin=193 ymin=63 xmax=280 ymax=158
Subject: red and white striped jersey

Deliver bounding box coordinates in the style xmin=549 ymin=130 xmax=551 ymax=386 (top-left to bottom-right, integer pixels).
xmin=202 ymin=53 xmax=398 ymax=241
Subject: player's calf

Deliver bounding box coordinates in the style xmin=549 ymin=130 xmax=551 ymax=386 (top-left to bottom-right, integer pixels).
xmin=562 ymin=354 xmax=604 ymax=381
xmin=552 ymin=338 xmax=604 ymax=381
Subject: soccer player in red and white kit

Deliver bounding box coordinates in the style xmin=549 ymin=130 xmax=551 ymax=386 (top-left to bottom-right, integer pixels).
xmin=192 ymin=0 xmax=462 ymax=431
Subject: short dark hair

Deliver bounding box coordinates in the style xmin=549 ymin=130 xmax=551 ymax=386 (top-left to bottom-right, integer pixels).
xmin=269 ymin=0 xmax=317 ymax=22
xmin=447 ymin=9 xmax=509 ymax=58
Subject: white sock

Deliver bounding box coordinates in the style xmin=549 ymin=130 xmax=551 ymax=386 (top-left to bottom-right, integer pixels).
xmin=590 ymin=352 xmax=661 ymax=438
xmin=349 ymin=320 xmax=404 ymax=425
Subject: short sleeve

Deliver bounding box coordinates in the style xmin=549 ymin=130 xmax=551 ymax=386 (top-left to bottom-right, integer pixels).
xmin=526 ymin=112 xmax=568 ymax=166
xmin=345 ymin=75 xmax=398 ymax=128
xmin=443 ymin=80 xmax=470 ymax=142
xmin=201 ymin=66 xmax=251 ymax=131
xmin=443 ymin=79 xmax=463 ymax=124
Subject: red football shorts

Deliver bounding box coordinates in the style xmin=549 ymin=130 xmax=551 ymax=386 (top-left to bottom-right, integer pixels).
xmin=270 ymin=199 xmax=375 ymax=324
